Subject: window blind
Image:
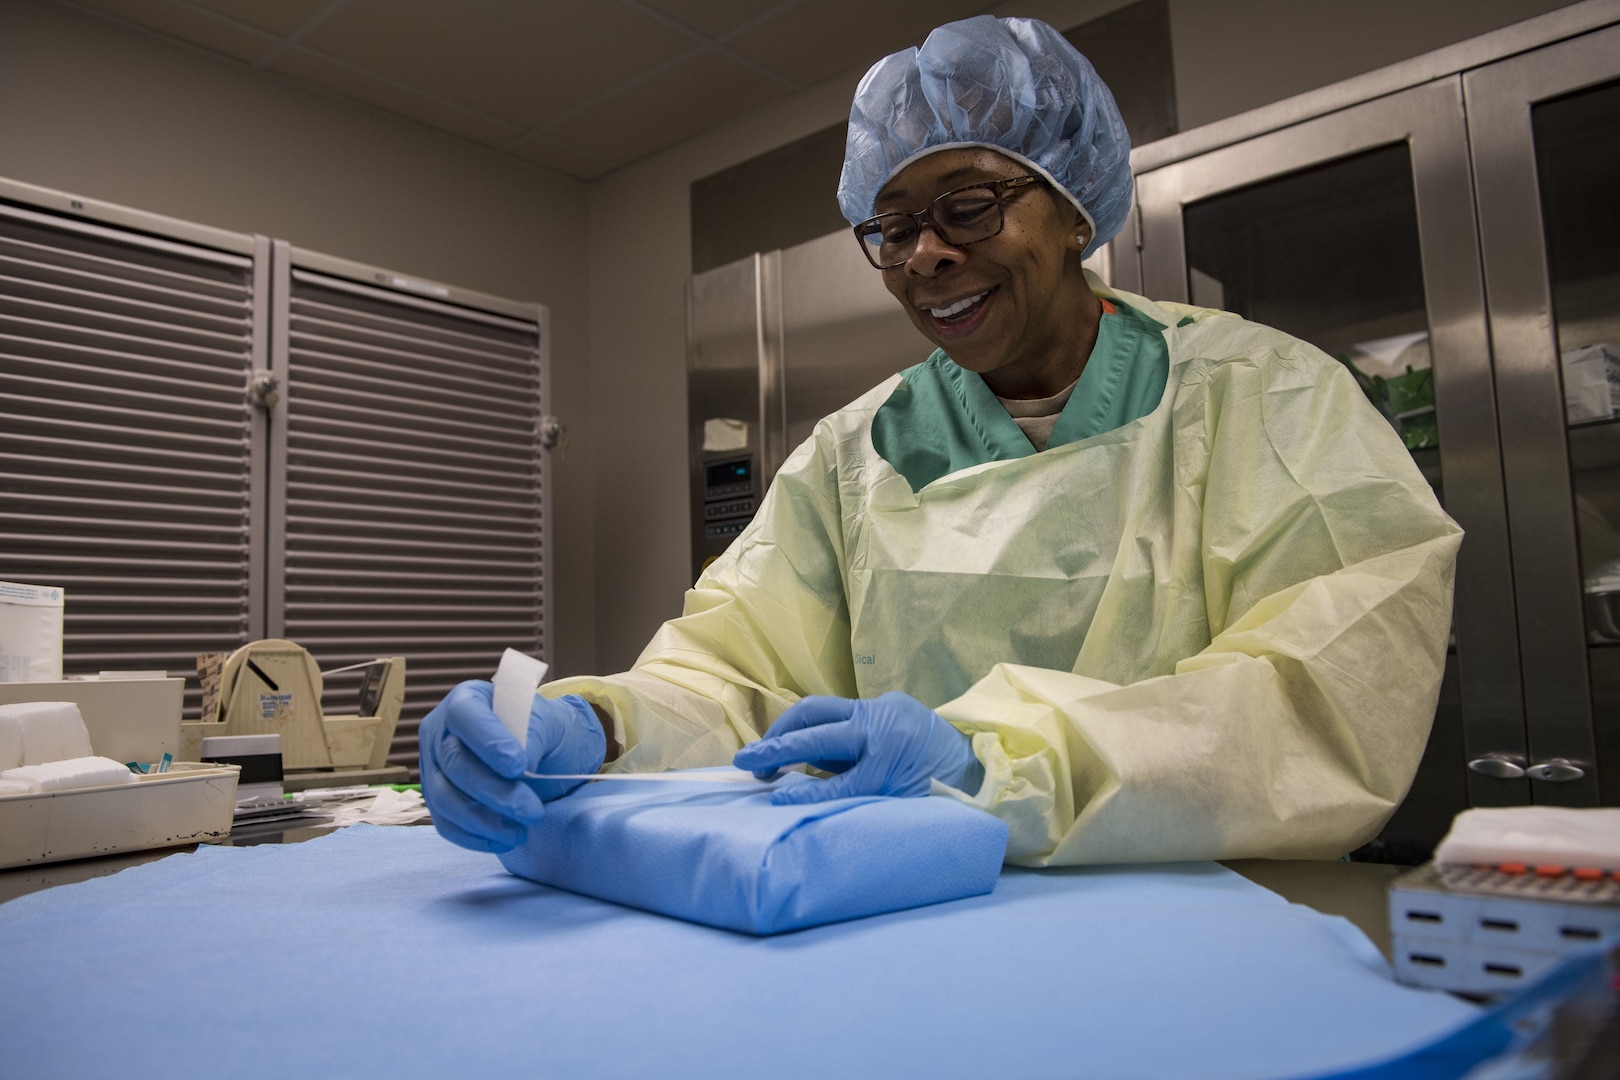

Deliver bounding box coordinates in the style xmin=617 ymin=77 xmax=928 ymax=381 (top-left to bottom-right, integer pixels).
xmin=0 ymin=203 xmax=261 ymax=716
xmin=274 ymin=262 xmax=547 ymax=776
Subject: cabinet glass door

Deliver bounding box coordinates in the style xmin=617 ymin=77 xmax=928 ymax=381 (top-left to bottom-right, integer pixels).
xmin=1182 ymin=142 xmax=1437 ymax=475
xmin=1469 ymin=22 xmax=1620 ymax=807
xmin=1136 ymin=79 xmax=1519 ymax=854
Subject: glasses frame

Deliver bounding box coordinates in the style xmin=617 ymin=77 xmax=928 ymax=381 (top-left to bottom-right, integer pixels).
xmin=852 ymin=174 xmax=1043 ymax=269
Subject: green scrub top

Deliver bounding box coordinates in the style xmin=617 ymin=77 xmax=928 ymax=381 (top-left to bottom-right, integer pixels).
xmin=871 ymin=297 xmax=1171 ymax=492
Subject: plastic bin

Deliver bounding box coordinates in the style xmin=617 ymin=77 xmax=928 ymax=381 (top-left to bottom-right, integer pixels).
xmin=0 ymin=761 xmax=238 ymax=869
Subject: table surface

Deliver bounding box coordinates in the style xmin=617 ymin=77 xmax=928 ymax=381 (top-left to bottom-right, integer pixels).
xmin=0 ymin=824 xmax=1479 ymax=1080
xmin=0 ymin=819 xmax=1408 ymax=955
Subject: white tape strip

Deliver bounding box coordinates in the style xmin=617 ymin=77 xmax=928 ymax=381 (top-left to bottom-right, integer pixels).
xmin=491 ymin=648 xmax=548 ymax=747
xmin=522 ymin=770 xmax=771 ymax=784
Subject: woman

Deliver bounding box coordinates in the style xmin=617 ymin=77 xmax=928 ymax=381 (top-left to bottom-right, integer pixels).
xmin=420 ymin=16 xmax=1460 ymax=866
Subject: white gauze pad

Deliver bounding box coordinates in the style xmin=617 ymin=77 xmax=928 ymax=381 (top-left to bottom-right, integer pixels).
xmin=491 ymin=648 xmax=548 ymax=748
xmin=0 ymin=755 xmax=136 ymax=793
xmin=0 ymin=701 xmax=94 ymax=769
xmin=1436 ymin=806 xmax=1620 ymax=872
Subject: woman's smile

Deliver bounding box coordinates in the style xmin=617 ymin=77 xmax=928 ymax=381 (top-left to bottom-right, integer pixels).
xmin=922 ymin=287 xmax=996 ymax=338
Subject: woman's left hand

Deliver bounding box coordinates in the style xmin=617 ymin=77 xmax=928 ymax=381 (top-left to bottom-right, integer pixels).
xmin=733 ymin=692 xmax=984 ymax=804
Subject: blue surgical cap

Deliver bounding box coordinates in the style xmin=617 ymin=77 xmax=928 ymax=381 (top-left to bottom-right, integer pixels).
xmin=837 ymin=16 xmax=1132 ymax=259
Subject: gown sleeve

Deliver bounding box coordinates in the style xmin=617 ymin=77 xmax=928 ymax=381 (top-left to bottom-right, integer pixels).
xmin=938 ymin=326 xmax=1463 ymax=865
xmin=539 ymin=413 xmax=860 ymax=774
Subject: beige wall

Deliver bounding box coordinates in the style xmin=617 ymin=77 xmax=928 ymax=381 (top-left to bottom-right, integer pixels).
xmin=584 ymin=76 xmax=864 ymax=671
xmin=0 ymin=0 xmax=598 ymax=676
xmin=584 ymin=0 xmax=1576 ymax=672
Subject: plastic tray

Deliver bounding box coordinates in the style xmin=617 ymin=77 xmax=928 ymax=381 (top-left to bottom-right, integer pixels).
xmin=0 ymin=762 xmax=239 ymax=869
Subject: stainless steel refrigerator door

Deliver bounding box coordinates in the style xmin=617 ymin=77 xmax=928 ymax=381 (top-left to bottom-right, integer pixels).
xmin=1134 ymin=78 xmax=1523 ymax=825
xmin=778 ymin=231 xmax=927 ymax=456
xmin=1467 ymin=20 xmax=1620 ymax=807
xmin=687 ymin=253 xmax=772 ymax=580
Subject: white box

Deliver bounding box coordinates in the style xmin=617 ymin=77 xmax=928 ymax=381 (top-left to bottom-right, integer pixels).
xmin=0 ymin=581 xmax=64 ymax=682
xmin=0 ymin=676 xmax=183 ymax=764
xmin=1392 ymin=931 xmax=1571 ymax=996
xmin=1562 ymin=343 xmax=1620 ymax=423
xmin=0 ymin=762 xmax=237 ymax=869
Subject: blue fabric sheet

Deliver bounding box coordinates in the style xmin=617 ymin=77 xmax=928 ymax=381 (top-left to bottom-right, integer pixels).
xmin=497 ymin=773 xmax=1010 ymax=934
xmin=0 ymin=825 xmax=1491 ymax=1079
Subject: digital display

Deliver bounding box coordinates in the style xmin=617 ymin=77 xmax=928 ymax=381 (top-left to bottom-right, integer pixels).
xmin=706 ymin=459 xmax=751 ymax=487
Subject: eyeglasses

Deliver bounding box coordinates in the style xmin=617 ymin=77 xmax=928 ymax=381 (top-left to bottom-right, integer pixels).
xmin=853 ymin=175 xmax=1042 ymax=269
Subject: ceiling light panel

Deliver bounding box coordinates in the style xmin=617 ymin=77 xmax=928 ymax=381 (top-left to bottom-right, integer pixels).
xmin=297 ymin=0 xmax=699 ymax=129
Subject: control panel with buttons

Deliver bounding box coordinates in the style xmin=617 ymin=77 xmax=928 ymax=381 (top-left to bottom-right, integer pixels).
xmin=704 ymin=498 xmax=756 ymax=521
xmin=695 ymin=454 xmax=758 ymax=568
xmin=704 ymin=519 xmax=751 ymax=540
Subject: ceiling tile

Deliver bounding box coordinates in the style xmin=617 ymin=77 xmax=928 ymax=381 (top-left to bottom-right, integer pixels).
xmin=186 ymin=0 xmax=337 ymax=38
xmin=268 ymin=46 xmax=527 ymax=148
xmin=633 ymin=0 xmax=785 ymax=39
xmin=726 ymin=0 xmax=991 ymax=87
xmin=72 ymin=0 xmax=280 ymax=62
xmin=545 ymin=50 xmax=791 ymax=173
xmin=506 ymin=135 xmax=612 ymax=182
xmin=69 ymin=0 xmax=1019 ymax=182
xmin=297 ymin=0 xmax=699 ymax=129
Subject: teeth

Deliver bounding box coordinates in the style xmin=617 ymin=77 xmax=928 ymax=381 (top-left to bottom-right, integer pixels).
xmin=928 ymin=291 xmax=988 ymax=319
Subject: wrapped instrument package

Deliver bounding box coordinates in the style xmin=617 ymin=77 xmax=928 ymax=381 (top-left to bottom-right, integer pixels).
xmin=498 ymin=772 xmax=1009 ymax=934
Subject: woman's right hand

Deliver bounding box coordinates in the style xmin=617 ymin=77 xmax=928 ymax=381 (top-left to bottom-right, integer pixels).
xmin=419 ymin=681 xmax=605 ymax=853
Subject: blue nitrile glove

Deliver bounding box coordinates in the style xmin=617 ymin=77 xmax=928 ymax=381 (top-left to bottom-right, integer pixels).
xmin=732 ymin=692 xmax=984 ymax=806
xmin=420 ymin=681 xmax=606 ymax=853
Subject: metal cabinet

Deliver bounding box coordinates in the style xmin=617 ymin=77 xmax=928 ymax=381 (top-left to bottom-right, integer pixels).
xmin=1126 ymin=2 xmax=1620 ymax=847
xmin=1468 ymin=19 xmax=1620 ymax=808
xmin=687 ymin=231 xmax=960 ymax=578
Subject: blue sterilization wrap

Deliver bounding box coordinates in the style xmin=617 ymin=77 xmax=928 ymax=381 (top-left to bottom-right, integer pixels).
xmin=497 ymin=771 xmax=1009 ymax=934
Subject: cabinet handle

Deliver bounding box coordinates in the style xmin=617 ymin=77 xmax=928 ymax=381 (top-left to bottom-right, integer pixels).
xmin=1467 ymin=754 xmax=1526 ymax=779
xmin=1524 ymin=758 xmax=1586 ymax=782
xmin=249 ymin=369 xmax=279 ymax=411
